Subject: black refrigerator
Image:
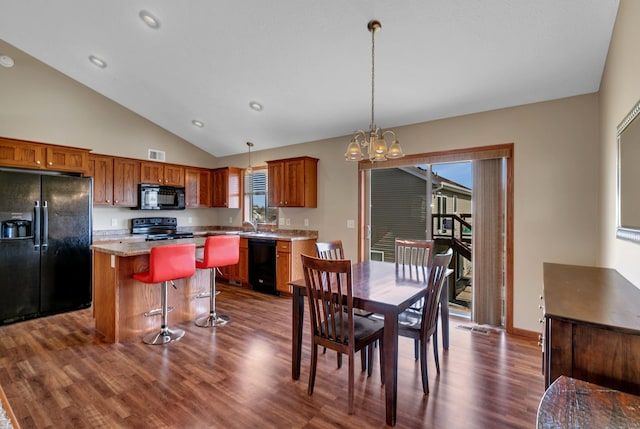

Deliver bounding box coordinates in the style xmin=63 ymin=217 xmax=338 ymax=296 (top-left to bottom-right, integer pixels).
xmin=0 ymin=170 xmax=92 ymax=325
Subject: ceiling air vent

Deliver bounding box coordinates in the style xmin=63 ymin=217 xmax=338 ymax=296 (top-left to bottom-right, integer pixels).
xmin=148 ymin=149 xmax=166 ymax=162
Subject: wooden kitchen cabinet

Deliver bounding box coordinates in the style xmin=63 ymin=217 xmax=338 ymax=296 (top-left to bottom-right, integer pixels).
xmin=276 ymin=238 xmax=316 ymax=295
xmin=267 ymin=156 xmax=318 ymax=207
xmin=45 ymin=146 xmax=89 ymax=173
xmin=211 ymin=167 xmax=242 ymax=208
xmin=0 ymin=137 xmax=89 ymax=173
xmin=0 ymin=137 xmax=46 ymax=169
xmin=88 ymin=154 xmax=114 ymax=206
xmin=113 ymin=158 xmax=140 ymax=207
xmin=185 ymin=168 xmax=212 ymax=208
xmin=140 ymin=161 xmax=185 ymax=186
xmin=221 ymin=238 xmax=248 ymax=284
xmin=87 ymin=155 xmax=140 ymax=207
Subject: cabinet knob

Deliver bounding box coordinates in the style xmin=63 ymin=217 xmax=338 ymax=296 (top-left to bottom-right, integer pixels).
xmin=48 ymin=161 xmax=53 ymax=166
xmin=106 ymin=200 xmax=110 ymax=203
xmin=36 ymin=160 xmax=41 ymax=165
xmin=114 ymin=200 xmax=118 ymax=204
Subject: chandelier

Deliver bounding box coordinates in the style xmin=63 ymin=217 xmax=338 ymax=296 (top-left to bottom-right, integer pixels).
xmin=345 ymin=20 xmax=404 ymax=162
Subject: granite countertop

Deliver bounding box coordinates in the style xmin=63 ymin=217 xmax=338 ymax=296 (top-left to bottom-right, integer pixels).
xmin=92 ymin=228 xmax=317 ymax=257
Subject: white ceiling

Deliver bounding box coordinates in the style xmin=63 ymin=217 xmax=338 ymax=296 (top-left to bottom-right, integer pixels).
xmin=0 ymin=1 xmax=619 ymax=158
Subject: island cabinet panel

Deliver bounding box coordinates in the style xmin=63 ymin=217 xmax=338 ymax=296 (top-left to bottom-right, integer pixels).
xmin=185 ymin=167 xmax=212 ymax=208
xmin=211 ymin=167 xmax=242 ymax=208
xmin=543 ymin=263 xmax=640 ymax=395
xmin=267 ymin=156 xmax=318 ymax=208
xmin=92 ymin=249 xmax=209 ymax=343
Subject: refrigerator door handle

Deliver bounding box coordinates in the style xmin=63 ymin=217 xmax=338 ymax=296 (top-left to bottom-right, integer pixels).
xmin=34 ymin=201 xmax=41 ymax=250
xmin=42 ymin=201 xmax=49 ymax=251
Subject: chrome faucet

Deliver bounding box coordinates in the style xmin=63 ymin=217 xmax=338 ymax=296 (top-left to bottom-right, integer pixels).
xmin=243 ymin=220 xmax=258 ymax=232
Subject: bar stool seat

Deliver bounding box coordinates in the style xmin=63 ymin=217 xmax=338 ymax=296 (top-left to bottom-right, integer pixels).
xmin=133 ymin=243 xmax=196 ymax=345
xmin=195 ymin=235 xmax=240 ymax=327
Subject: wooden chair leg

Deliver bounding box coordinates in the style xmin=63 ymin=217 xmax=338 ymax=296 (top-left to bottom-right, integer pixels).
xmin=420 ymin=338 xmax=429 ymax=395
xmin=367 ymin=343 xmax=374 ymax=377
xmin=361 ymin=347 xmax=367 ymax=372
xmin=379 ymin=337 xmax=385 ymax=385
xmin=433 ymin=330 xmax=440 ymax=374
xmin=348 ymin=351 xmax=355 ymax=414
xmin=337 ymin=352 xmax=342 ymax=369
xmin=308 ymin=344 xmax=318 ymax=396
xmin=414 ymin=339 xmax=419 ymax=360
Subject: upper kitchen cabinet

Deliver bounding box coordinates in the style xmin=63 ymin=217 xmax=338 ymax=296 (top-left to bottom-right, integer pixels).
xmin=211 ymin=167 xmax=242 ymax=208
xmin=0 ymin=137 xmax=89 ymax=173
xmin=45 ymin=145 xmax=89 ymax=172
xmin=140 ymin=161 xmax=185 ymax=187
xmin=267 ymin=156 xmax=318 ymax=208
xmin=88 ymin=154 xmax=114 ymax=206
xmin=185 ymin=167 xmax=212 ymax=208
xmin=88 ymin=155 xmax=140 ymax=207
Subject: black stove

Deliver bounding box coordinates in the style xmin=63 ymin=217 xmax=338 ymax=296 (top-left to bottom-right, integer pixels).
xmin=131 ymin=217 xmax=194 ymax=241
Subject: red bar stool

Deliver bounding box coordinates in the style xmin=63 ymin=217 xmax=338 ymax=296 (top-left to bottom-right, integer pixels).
xmin=195 ymin=235 xmax=240 ymax=327
xmin=133 ymin=243 xmax=196 ymax=345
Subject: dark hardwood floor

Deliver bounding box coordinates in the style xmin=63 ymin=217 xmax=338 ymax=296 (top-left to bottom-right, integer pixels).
xmin=0 ymin=283 xmax=544 ymax=428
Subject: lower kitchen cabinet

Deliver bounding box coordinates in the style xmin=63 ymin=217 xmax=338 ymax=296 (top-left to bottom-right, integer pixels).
xmin=276 ymin=238 xmax=316 ymax=295
xmin=220 ymin=238 xmax=248 ymax=284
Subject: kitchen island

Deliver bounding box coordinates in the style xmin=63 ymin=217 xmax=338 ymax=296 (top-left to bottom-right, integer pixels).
xmin=91 ymin=231 xmax=317 ymax=343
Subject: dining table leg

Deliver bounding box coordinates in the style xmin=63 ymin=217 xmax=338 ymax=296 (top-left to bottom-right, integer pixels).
xmin=382 ymin=309 xmax=399 ymax=426
xmin=292 ymin=285 xmax=304 ymax=380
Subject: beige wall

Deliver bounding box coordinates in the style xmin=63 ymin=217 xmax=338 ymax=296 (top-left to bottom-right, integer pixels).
xmin=0 ymin=32 xmax=606 ymax=332
xmin=599 ymin=0 xmax=640 ymax=284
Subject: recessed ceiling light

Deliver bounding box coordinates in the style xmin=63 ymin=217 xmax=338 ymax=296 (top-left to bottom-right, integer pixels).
xmin=88 ymin=55 xmax=107 ymax=68
xmin=192 ymin=120 xmax=204 ymax=128
xmin=139 ymin=10 xmax=160 ymax=29
xmin=0 ymin=55 xmax=15 ymax=68
xmin=249 ymin=101 xmax=263 ymax=111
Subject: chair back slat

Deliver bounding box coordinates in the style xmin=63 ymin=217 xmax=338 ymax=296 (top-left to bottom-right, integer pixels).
xmin=301 ymin=254 xmax=353 ymax=352
xmin=315 ymin=240 xmax=345 ymax=260
xmin=395 ymin=239 xmax=434 ymax=282
xmin=420 ymin=248 xmax=453 ymax=338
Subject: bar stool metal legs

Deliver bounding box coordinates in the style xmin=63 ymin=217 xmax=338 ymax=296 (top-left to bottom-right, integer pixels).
xmin=195 ymin=268 xmax=229 ymax=327
xmin=143 ymin=280 xmax=185 ymax=344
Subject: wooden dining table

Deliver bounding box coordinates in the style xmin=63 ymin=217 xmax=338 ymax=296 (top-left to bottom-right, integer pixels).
xmin=290 ymin=260 xmax=451 ymax=426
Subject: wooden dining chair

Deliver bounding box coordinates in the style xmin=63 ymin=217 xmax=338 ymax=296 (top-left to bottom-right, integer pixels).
xmin=315 ymin=239 xmax=344 ymax=260
xmin=398 ymin=248 xmax=452 ymax=394
xmin=316 ymin=240 xmax=372 ymax=371
xmin=301 ymin=254 xmax=385 ymax=414
xmin=395 ymin=238 xmax=435 ymax=358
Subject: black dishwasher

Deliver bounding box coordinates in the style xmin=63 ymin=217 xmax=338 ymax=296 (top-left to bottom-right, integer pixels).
xmin=248 ymin=239 xmax=278 ymax=295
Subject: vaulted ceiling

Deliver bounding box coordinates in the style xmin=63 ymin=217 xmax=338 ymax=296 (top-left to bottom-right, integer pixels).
xmin=0 ymin=1 xmax=619 ymax=157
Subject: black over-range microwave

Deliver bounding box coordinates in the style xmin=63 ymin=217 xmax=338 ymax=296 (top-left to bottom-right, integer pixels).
xmin=135 ymin=184 xmax=186 ymax=210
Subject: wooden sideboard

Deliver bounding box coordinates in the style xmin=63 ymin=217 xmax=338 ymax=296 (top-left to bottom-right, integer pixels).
xmin=543 ymin=263 xmax=640 ymax=395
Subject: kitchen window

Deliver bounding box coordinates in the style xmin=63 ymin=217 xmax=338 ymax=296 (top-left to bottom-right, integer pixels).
xmin=244 ymin=167 xmax=277 ymax=225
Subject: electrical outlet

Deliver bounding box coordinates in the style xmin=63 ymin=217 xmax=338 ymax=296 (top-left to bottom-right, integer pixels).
xmin=347 ymin=219 xmax=355 ymax=229
xmin=279 ymin=217 xmax=285 ymax=226
xmin=304 ymin=218 xmax=309 ymax=227
xmin=111 ymin=218 xmax=117 ymax=227
xmin=188 ymin=217 xmax=193 ymax=224
xmin=286 ymin=218 xmax=291 ymax=226
xmin=229 ymin=217 xmax=233 ymax=224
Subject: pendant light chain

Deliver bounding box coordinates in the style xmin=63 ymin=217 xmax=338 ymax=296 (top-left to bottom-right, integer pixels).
xmin=370 ymin=25 xmax=376 ymax=131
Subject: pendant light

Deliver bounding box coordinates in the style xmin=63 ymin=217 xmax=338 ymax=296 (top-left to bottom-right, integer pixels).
xmin=345 ymin=20 xmax=405 ymax=162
